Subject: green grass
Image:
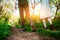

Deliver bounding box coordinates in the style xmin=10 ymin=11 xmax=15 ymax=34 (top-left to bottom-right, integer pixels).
xmin=36 ymin=28 xmax=60 ymax=40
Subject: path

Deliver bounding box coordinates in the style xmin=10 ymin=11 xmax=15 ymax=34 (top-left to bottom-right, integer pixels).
xmin=6 ymin=27 xmax=56 ymax=40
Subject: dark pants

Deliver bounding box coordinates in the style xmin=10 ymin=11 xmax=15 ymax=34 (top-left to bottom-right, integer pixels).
xmin=18 ymin=4 xmax=31 ymax=28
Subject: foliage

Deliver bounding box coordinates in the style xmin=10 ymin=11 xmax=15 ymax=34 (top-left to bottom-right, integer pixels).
xmin=24 ymin=23 xmax=33 ymax=32
xmin=53 ymin=17 xmax=60 ymax=29
xmin=50 ymin=0 xmax=60 ymax=5
xmin=36 ymin=28 xmax=60 ymax=40
xmin=0 ymin=13 xmax=11 ymax=40
xmin=0 ymin=22 xmax=11 ymax=40
xmin=0 ymin=2 xmax=13 ymax=25
xmin=0 ymin=2 xmax=19 ymax=26
xmin=0 ymin=2 xmax=13 ymax=40
xmin=50 ymin=0 xmax=60 ymax=19
xmin=34 ymin=21 xmax=50 ymax=28
xmin=15 ymin=21 xmax=21 ymax=28
xmin=0 ymin=2 xmax=13 ymax=18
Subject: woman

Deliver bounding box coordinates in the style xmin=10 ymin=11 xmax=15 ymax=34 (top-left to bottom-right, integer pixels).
xmin=40 ymin=0 xmax=53 ymax=29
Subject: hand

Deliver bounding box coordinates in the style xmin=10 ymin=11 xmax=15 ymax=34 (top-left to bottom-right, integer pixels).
xmin=32 ymin=5 xmax=35 ymax=9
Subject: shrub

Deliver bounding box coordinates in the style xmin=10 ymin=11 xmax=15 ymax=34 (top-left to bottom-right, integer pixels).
xmin=34 ymin=21 xmax=50 ymax=28
xmin=34 ymin=21 xmax=44 ymax=28
xmin=53 ymin=18 xmax=60 ymax=29
xmin=0 ymin=23 xmax=11 ymax=40
xmin=36 ymin=28 xmax=60 ymax=40
xmin=24 ymin=23 xmax=33 ymax=32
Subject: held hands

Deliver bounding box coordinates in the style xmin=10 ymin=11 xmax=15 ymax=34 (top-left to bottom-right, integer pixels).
xmin=31 ymin=2 xmax=39 ymax=9
xmin=32 ymin=5 xmax=35 ymax=9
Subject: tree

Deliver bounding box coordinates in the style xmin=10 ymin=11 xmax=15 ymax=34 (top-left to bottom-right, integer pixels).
xmin=0 ymin=0 xmax=14 ymax=25
xmin=50 ymin=0 xmax=60 ymax=19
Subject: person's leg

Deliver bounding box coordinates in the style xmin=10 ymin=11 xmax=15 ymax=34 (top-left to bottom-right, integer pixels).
xmin=48 ymin=18 xmax=55 ymax=30
xmin=19 ymin=5 xmax=25 ymax=28
xmin=31 ymin=21 xmax=35 ymax=28
xmin=48 ymin=18 xmax=52 ymax=25
xmin=18 ymin=4 xmax=27 ymax=31
xmin=24 ymin=4 xmax=35 ymax=31
xmin=24 ymin=4 xmax=31 ymax=22
xmin=42 ymin=19 xmax=47 ymax=28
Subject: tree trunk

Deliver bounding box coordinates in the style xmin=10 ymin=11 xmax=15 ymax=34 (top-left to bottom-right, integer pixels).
xmin=54 ymin=2 xmax=60 ymax=19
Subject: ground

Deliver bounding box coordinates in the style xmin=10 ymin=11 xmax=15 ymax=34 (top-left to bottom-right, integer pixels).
xmin=6 ymin=27 xmax=56 ymax=40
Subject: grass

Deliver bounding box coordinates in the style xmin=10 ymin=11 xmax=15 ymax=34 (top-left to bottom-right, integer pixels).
xmin=36 ymin=28 xmax=60 ymax=40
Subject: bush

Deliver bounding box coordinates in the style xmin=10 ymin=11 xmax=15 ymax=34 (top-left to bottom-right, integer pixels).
xmin=36 ymin=28 xmax=60 ymax=40
xmin=0 ymin=23 xmax=11 ymax=40
xmin=34 ymin=21 xmax=50 ymax=28
xmin=53 ymin=18 xmax=60 ymax=29
xmin=24 ymin=23 xmax=33 ymax=32
xmin=34 ymin=21 xmax=44 ymax=28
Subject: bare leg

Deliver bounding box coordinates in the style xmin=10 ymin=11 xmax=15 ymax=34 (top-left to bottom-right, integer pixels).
xmin=31 ymin=21 xmax=34 ymax=26
xmin=48 ymin=18 xmax=52 ymax=25
xmin=31 ymin=21 xmax=36 ymax=31
xmin=48 ymin=18 xmax=55 ymax=30
xmin=42 ymin=19 xmax=47 ymax=28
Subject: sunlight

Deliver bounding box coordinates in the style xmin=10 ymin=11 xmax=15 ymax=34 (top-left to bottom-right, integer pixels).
xmin=29 ymin=3 xmax=41 ymax=20
xmin=13 ymin=3 xmax=41 ymax=21
xmin=34 ymin=3 xmax=41 ymax=15
xmin=13 ymin=0 xmax=56 ymax=21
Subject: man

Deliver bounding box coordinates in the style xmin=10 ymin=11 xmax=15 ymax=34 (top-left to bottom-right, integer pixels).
xmin=18 ymin=0 xmax=31 ymax=30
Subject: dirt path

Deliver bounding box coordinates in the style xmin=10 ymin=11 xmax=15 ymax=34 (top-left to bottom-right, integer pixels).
xmin=6 ymin=27 xmax=56 ymax=40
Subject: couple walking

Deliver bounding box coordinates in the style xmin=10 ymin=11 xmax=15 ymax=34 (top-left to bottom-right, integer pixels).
xmin=18 ymin=0 xmax=54 ymax=31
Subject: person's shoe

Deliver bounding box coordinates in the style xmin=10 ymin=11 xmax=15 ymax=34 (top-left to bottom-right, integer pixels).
xmin=31 ymin=25 xmax=35 ymax=29
xmin=44 ymin=27 xmax=47 ymax=29
xmin=31 ymin=25 xmax=36 ymax=32
xmin=32 ymin=29 xmax=36 ymax=32
xmin=49 ymin=25 xmax=56 ymax=30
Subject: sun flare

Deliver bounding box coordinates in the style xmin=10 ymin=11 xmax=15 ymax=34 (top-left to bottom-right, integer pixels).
xmin=14 ymin=3 xmax=41 ymax=21
xmin=29 ymin=3 xmax=41 ymax=20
